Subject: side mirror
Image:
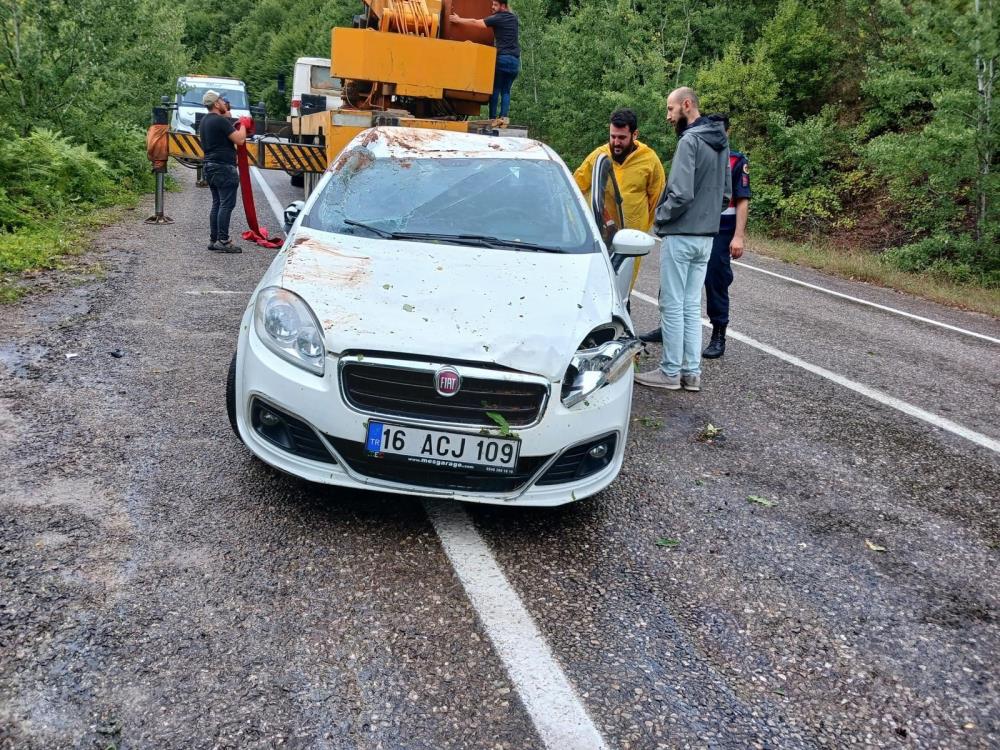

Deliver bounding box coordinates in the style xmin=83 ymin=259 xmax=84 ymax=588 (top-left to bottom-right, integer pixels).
xmin=611 ymin=228 xmax=656 ymax=257
xmin=284 ymin=200 xmax=305 ymax=231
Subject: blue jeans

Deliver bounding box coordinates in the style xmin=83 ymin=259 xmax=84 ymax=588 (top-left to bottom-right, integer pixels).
xmin=705 ymin=229 xmax=735 ymax=326
xmin=659 ymin=235 xmax=712 ymax=377
xmin=490 ymin=55 xmax=520 ymax=118
xmin=205 ymin=161 xmax=240 ymax=242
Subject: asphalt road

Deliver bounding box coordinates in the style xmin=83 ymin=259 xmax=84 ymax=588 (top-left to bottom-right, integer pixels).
xmin=1 ymin=164 xmax=998 ymax=749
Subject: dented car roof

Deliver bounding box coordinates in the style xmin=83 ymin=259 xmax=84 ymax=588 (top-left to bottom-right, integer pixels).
xmin=347 ymin=126 xmax=555 ymax=162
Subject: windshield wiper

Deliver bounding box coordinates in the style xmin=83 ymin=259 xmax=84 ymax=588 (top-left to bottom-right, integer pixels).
xmin=342 ymin=219 xmax=561 ymax=252
xmin=343 ymin=218 xmax=394 ymax=238
xmin=456 ymin=235 xmax=563 ymax=253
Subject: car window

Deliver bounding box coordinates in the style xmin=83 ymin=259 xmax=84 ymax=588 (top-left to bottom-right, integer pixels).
xmin=178 ymin=85 xmax=249 ymax=109
xmin=303 ymin=150 xmax=597 ymax=253
xmin=309 ymin=65 xmax=341 ymax=92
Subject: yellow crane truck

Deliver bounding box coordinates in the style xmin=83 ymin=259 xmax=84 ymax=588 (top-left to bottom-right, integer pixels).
xmin=165 ymin=0 xmax=521 ymax=197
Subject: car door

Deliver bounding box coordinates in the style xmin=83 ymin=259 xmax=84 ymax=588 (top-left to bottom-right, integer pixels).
xmin=590 ymin=153 xmax=633 ymax=304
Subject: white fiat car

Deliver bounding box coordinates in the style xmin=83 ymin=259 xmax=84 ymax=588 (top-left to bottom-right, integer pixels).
xmin=227 ymin=127 xmax=654 ymax=506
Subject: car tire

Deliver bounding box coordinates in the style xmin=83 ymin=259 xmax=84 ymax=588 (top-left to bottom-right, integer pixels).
xmin=226 ymin=352 xmax=242 ymax=443
xmin=290 ymin=171 xmax=304 ymax=188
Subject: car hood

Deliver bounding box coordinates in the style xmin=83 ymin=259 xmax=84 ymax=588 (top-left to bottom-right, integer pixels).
xmin=277 ymin=229 xmax=619 ymax=381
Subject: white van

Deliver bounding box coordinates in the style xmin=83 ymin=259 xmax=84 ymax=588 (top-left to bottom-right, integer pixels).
xmin=290 ymin=57 xmax=342 ymax=116
xmin=172 ymin=75 xmax=252 ymax=134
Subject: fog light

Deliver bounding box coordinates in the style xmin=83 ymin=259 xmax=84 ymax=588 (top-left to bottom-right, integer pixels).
xmin=588 ymin=442 xmax=609 ymax=459
xmin=259 ymin=408 xmax=282 ymax=427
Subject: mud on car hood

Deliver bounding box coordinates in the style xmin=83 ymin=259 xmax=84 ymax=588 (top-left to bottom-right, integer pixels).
xmin=277 ymin=230 xmax=619 ymax=381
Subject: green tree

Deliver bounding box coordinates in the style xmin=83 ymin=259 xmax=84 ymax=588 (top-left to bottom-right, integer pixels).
xmin=755 ymin=0 xmax=838 ymax=117
xmin=695 ymin=41 xmax=780 ymax=141
xmin=227 ymin=0 xmax=357 ymax=118
xmin=0 ymin=0 xmax=187 ymax=180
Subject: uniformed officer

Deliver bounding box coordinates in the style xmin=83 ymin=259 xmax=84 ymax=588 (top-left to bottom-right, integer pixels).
xmin=638 ymin=113 xmax=749 ymax=351
xmin=703 ymin=113 xmax=750 ymax=358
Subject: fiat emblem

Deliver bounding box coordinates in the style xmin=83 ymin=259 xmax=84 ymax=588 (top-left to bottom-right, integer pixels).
xmin=434 ymin=366 xmax=462 ymax=397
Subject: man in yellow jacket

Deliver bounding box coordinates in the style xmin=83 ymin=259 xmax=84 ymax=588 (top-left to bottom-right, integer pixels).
xmin=574 ymin=108 xmax=666 ymax=288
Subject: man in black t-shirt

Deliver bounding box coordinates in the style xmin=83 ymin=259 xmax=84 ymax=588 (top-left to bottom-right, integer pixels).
xmin=450 ymin=0 xmax=520 ymax=127
xmin=198 ymin=89 xmax=247 ymax=253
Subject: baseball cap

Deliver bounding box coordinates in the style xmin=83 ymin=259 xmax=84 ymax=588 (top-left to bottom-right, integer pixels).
xmin=202 ymin=89 xmax=221 ymax=107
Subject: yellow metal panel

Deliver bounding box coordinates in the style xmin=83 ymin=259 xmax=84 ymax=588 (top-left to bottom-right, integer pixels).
xmin=253 ymin=142 xmax=328 ymax=173
xmin=326 ymin=125 xmax=367 ymax=165
xmin=295 ymin=110 xmax=336 ymax=138
xmin=332 ymin=28 xmax=495 ymax=98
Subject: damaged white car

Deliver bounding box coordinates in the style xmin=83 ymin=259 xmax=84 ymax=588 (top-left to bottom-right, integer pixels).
xmin=226 ymin=126 xmax=654 ymax=506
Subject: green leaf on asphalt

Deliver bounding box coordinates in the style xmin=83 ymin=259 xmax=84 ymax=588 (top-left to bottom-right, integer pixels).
xmin=655 ymin=537 xmax=680 ymax=548
xmin=747 ymin=495 xmax=776 ymax=507
xmin=696 ymin=423 xmax=724 ymax=442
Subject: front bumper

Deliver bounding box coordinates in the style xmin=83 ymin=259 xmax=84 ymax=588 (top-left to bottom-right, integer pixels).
xmin=234 ymin=327 xmax=633 ymax=507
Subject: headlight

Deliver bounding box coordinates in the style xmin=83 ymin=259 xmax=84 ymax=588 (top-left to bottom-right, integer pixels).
xmin=253 ymin=286 xmax=326 ymax=375
xmin=561 ymin=336 xmax=642 ymax=407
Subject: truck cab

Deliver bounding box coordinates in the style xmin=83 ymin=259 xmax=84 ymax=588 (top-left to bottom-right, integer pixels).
xmin=290 ymin=57 xmax=342 ymax=117
xmin=171 ymin=75 xmax=252 ymax=134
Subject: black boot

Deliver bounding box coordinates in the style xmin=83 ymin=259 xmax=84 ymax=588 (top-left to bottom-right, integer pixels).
xmin=702 ymin=324 xmax=727 ymax=358
xmin=639 ymin=327 xmax=662 ymax=344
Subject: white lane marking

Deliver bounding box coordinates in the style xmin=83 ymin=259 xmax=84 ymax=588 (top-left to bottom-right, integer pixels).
xmin=425 ymin=500 xmax=609 ymax=750
xmin=184 ymin=290 xmax=247 ymax=296
xmin=250 ymin=166 xmax=286 ymax=228
xmin=732 ymin=260 xmax=1000 ymax=345
xmin=631 ymin=290 xmax=1000 ymax=455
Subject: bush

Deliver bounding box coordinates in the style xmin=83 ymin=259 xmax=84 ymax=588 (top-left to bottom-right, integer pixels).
xmin=883 ymin=233 xmax=1000 ymax=287
xmin=0 ymin=129 xmax=116 ymax=230
xmin=86 ymin=121 xmax=156 ymax=191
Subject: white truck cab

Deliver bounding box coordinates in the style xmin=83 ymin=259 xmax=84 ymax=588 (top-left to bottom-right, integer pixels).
xmin=172 ymin=75 xmax=252 ymax=134
xmin=290 ymin=57 xmax=342 ymax=116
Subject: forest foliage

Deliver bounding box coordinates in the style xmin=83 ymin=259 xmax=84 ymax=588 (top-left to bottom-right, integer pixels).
xmin=0 ymin=0 xmax=997 ymax=286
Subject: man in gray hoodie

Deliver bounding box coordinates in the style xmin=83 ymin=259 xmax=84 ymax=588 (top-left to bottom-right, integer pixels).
xmin=635 ymin=87 xmax=730 ymax=392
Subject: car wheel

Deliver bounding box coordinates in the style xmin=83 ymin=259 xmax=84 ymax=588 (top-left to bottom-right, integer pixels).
xmin=226 ymin=352 xmax=242 ymax=442
xmin=290 ymin=171 xmax=304 ymax=188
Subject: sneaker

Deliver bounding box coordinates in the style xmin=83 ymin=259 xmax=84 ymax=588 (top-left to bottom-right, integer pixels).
xmin=210 ymin=239 xmax=242 ymax=254
xmin=639 ymin=327 xmax=662 ymax=344
xmin=680 ymin=373 xmax=701 ymax=391
xmin=634 ymin=369 xmax=681 ymax=390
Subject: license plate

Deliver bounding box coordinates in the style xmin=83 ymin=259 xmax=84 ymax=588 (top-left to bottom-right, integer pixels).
xmin=365 ymin=421 xmax=520 ymax=475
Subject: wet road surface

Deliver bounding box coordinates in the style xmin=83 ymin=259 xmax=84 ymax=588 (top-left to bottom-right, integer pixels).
xmin=1 ymin=166 xmax=998 ymax=749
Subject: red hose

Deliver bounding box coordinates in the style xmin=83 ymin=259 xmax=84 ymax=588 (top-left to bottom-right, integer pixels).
xmin=235 ymin=136 xmax=283 ymax=249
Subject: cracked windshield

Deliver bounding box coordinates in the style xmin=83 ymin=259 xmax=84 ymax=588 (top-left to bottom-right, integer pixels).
xmin=303 ymin=151 xmax=596 ymax=253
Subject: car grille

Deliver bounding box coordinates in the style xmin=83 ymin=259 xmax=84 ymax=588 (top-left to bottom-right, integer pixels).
xmin=341 ymin=362 xmax=547 ymax=427
xmin=327 ymin=436 xmax=551 ymax=493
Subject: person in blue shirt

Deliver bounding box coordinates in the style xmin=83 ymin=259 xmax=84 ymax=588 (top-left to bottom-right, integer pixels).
xmin=450 ymin=0 xmax=520 ymax=127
